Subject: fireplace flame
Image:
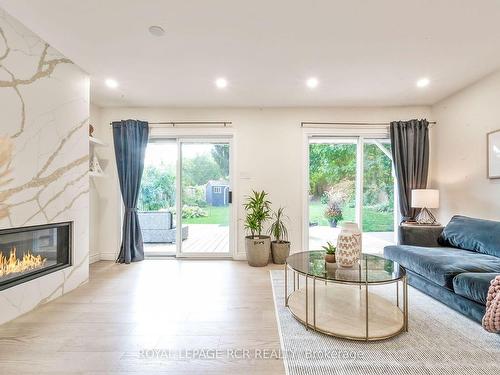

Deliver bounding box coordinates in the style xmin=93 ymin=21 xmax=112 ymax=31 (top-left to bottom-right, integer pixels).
xmin=0 ymin=248 xmax=47 ymax=277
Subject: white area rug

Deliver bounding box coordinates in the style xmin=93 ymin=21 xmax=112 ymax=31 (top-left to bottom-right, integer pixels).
xmin=270 ymin=270 xmax=500 ymax=375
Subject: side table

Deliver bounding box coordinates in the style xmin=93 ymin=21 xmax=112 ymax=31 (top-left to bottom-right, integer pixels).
xmin=398 ymin=223 xmax=444 ymax=247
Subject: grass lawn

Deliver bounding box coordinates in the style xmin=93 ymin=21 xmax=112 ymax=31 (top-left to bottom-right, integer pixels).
xmin=182 ymin=205 xmax=229 ymax=225
xmin=309 ymin=201 xmax=393 ymax=232
xmin=181 ymin=202 xmax=392 ymax=231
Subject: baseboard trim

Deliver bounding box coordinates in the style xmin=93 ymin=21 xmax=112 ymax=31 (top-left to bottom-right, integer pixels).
xmin=98 ymin=251 xmax=245 ymax=261
xmin=99 ymin=252 xmax=117 ymax=261
xmin=233 ymin=252 xmax=247 ymax=261
xmin=89 ymin=252 xmax=100 ymax=264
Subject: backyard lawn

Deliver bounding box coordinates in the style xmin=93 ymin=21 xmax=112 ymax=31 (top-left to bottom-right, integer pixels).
xmin=180 ymin=202 xmax=392 ymax=231
xmin=182 ymin=206 xmax=230 ymax=225
xmin=309 ymin=201 xmax=393 ymax=232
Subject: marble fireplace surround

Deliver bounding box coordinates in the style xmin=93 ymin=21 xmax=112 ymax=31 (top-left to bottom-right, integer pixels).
xmin=0 ymin=8 xmax=90 ymax=324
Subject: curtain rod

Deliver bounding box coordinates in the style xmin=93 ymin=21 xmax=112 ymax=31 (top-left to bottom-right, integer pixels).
xmin=110 ymin=121 xmax=232 ymax=127
xmin=301 ymin=121 xmax=436 ymax=127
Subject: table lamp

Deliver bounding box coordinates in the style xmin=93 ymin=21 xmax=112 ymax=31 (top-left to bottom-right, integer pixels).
xmin=411 ymin=189 xmax=439 ymax=225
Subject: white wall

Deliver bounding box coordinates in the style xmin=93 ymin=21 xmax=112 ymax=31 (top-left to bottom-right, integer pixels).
xmin=0 ymin=8 xmax=89 ymax=324
xmin=91 ymin=106 xmax=430 ymax=260
xmin=89 ymin=103 xmax=102 ymax=263
xmin=431 ymin=70 xmax=500 ymax=224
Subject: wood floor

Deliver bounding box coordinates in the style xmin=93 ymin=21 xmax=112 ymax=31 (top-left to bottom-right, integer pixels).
xmin=0 ymin=260 xmax=285 ymax=374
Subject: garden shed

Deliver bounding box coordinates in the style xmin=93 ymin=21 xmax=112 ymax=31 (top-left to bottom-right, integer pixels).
xmin=205 ymin=180 xmax=229 ymax=206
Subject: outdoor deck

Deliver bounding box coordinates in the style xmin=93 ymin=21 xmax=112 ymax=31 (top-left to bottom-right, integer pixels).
xmin=144 ymin=224 xmax=229 ymax=255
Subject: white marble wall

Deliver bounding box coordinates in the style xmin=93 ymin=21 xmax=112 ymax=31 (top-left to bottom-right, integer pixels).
xmin=0 ymin=8 xmax=89 ymax=324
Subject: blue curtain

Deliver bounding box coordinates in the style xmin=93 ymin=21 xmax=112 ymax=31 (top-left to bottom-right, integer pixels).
xmin=112 ymin=119 xmax=149 ymax=263
xmin=390 ymin=119 xmax=429 ymax=222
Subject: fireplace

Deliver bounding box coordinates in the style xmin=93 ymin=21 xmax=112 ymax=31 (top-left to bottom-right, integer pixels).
xmin=0 ymin=222 xmax=72 ymax=291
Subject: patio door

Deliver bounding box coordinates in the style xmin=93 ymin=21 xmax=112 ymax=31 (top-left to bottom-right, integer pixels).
xmin=307 ymin=136 xmax=396 ymax=254
xmin=177 ymin=139 xmax=233 ymax=257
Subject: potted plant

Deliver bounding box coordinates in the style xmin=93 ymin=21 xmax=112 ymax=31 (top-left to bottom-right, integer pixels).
xmin=244 ymin=190 xmax=272 ymax=267
xmin=322 ymin=242 xmax=336 ymax=263
xmin=324 ymin=202 xmax=343 ymax=227
xmin=268 ymin=207 xmax=290 ymax=264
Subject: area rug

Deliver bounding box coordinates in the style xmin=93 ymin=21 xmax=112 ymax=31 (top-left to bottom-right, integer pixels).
xmin=270 ymin=270 xmax=500 ymax=375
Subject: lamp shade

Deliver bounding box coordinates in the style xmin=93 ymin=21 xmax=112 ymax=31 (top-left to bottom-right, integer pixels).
xmin=411 ymin=189 xmax=439 ymax=208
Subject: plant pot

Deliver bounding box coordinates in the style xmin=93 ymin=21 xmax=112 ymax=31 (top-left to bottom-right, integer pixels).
xmin=271 ymin=241 xmax=290 ymax=264
xmin=329 ymin=220 xmax=337 ymax=228
xmin=324 ymin=254 xmax=336 ymax=263
xmin=245 ymin=235 xmax=271 ymax=267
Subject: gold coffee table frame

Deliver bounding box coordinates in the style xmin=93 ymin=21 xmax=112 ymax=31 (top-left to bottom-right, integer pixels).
xmin=285 ymin=252 xmax=408 ymax=341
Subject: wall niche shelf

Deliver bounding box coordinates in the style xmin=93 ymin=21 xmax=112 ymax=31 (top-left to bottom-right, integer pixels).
xmin=89 ymin=133 xmax=107 ymax=178
xmin=89 ymin=171 xmax=106 ymax=178
xmin=89 ymin=136 xmax=107 ymax=147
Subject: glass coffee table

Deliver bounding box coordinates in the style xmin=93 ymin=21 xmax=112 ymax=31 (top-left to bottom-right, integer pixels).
xmin=285 ymin=251 xmax=408 ymax=341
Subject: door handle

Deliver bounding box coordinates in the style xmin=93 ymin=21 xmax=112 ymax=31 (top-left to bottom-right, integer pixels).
xmin=228 ymin=190 xmax=232 ymax=204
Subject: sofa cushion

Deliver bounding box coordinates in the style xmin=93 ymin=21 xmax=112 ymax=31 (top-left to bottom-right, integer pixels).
xmin=453 ymin=273 xmax=499 ymax=306
xmin=439 ymin=215 xmax=500 ymax=257
xmin=384 ymin=245 xmax=500 ymax=290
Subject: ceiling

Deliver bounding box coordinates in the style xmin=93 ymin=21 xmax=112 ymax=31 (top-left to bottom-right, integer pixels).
xmin=1 ymin=0 xmax=500 ymax=107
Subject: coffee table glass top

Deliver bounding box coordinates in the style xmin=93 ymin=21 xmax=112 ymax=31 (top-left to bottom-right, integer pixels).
xmin=286 ymin=251 xmax=405 ymax=283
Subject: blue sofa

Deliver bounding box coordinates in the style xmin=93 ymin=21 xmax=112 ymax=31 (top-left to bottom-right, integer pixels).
xmin=384 ymin=215 xmax=500 ymax=324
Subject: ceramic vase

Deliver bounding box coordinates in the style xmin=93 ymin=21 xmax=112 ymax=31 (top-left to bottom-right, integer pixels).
xmin=336 ymin=222 xmax=362 ymax=268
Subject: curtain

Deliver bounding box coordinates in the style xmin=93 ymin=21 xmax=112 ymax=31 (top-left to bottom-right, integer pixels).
xmin=390 ymin=119 xmax=429 ymax=222
xmin=112 ymin=119 xmax=149 ymax=263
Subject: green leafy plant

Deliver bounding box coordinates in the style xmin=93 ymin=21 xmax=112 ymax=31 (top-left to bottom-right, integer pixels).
xmin=243 ymin=190 xmax=271 ymax=238
xmin=268 ymin=207 xmax=289 ymax=243
xmin=166 ymin=205 xmax=208 ymax=219
xmin=182 ymin=185 xmax=208 ymax=208
xmin=322 ymin=241 xmax=336 ymax=255
xmin=138 ymin=165 xmax=175 ymax=211
xmin=181 ymin=205 xmax=208 ymax=219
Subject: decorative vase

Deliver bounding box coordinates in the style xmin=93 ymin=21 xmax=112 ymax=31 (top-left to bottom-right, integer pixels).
xmin=336 ymin=222 xmax=362 ymax=268
xmin=329 ymin=219 xmax=337 ymax=228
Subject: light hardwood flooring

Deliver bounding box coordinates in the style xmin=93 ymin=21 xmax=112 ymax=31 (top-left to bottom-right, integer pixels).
xmin=0 ymin=260 xmax=285 ymax=374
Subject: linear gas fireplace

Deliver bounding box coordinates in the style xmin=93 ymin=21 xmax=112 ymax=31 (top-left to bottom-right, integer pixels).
xmin=0 ymin=222 xmax=72 ymax=291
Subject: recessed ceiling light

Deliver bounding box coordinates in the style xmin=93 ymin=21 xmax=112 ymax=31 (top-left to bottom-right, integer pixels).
xmin=215 ymin=78 xmax=228 ymax=89
xmin=105 ymin=78 xmax=118 ymax=89
xmin=148 ymin=25 xmax=165 ymax=37
xmin=306 ymin=77 xmax=319 ymax=89
xmin=416 ymin=78 xmax=430 ymax=88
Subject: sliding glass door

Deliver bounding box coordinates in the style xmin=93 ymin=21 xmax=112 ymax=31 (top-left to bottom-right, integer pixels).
xmin=308 ymin=138 xmax=357 ymax=251
xmin=307 ymin=136 xmax=395 ymax=254
xmin=178 ymin=140 xmax=231 ymax=256
xmin=139 ymin=138 xmax=233 ymax=258
xmin=362 ymin=139 xmax=395 ymax=252
xmin=139 ymin=140 xmax=178 ymax=257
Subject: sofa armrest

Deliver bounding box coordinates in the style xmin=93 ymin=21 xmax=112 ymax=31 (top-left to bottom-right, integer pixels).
xmin=398 ymin=224 xmax=444 ymax=247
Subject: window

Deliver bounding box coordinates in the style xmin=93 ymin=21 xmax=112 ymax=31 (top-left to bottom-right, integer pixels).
xmin=214 ymin=186 xmax=222 ymax=193
xmin=307 ymin=136 xmax=396 ymax=254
